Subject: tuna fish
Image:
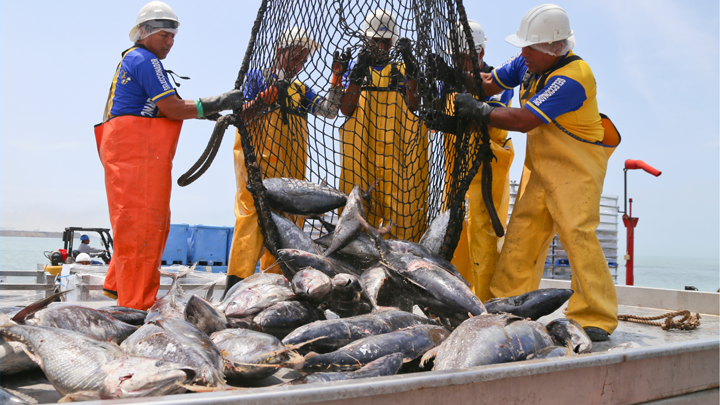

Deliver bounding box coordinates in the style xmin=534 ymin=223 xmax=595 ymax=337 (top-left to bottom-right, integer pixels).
xmin=217 ymin=273 xmax=289 ymax=312
xmin=526 ymin=344 xmax=575 ymax=360
xmin=323 ymin=186 xmax=366 ymax=257
xmin=97 ymin=306 xmax=147 ymax=326
xmin=277 ymin=249 xmax=360 ymax=278
xmin=271 ymin=211 xmax=322 ymax=255
xmin=252 ymin=301 xmax=325 ymax=339
xmin=484 ymin=289 xmax=574 ymax=320
xmin=302 ymin=325 xmax=450 ymax=372
xmin=0 ymin=324 xmax=195 ymax=401
xmin=145 ymin=266 xmax=196 ymax=323
xmin=282 ymin=309 xmax=438 ymax=353
xmin=386 ymin=239 xmax=469 ymax=287
xmin=0 ymin=386 xmax=36 ymax=404
xmin=323 ymin=273 xmax=374 ymax=317
xmin=211 ymin=329 xmax=303 ymax=380
xmin=291 ymin=268 xmax=333 ymax=304
xmin=428 ymin=314 xmax=554 ymax=371
xmin=360 ymin=265 xmax=414 ymax=311
xmin=0 ymin=335 xmax=37 ymax=376
xmin=264 ymin=178 xmax=347 ymax=216
xmin=185 ymin=295 xmax=231 ymax=336
xmin=224 ymin=283 xmax=295 ymax=318
xmin=13 ymin=304 xmax=137 ymax=344
xmin=418 ymin=209 xmax=451 ymax=255
xmin=289 ymin=352 xmax=403 ymax=385
xmin=120 ymin=318 xmax=226 ymax=387
xmin=545 ymin=317 xmax=592 ymax=354
xmin=315 ymin=231 xmax=380 ymax=267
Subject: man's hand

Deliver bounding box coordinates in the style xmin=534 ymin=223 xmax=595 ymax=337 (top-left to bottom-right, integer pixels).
xmin=349 ymin=47 xmax=372 ymax=85
xmin=332 ymin=48 xmax=352 ymax=87
xmin=396 ymin=37 xmax=417 ymax=78
xmin=257 ymin=79 xmax=289 ymax=105
xmin=198 ymin=89 xmax=244 ymax=116
xmin=454 ymin=93 xmax=494 ymax=123
xmin=427 ymin=53 xmax=454 ymax=87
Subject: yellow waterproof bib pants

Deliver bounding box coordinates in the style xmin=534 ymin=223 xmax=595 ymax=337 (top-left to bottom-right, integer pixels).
xmin=489 ymin=123 xmax=619 ymax=333
xmin=228 ymin=94 xmax=309 ymax=278
xmin=339 ymin=64 xmax=428 ymax=241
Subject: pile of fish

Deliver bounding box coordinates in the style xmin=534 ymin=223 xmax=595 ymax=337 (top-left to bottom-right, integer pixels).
xmin=0 ymin=179 xmax=596 ymax=402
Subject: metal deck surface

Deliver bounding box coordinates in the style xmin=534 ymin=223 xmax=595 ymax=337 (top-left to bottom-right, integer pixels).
xmin=1 ymin=282 xmax=718 ymax=404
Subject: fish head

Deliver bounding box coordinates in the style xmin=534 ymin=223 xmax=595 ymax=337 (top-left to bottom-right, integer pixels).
xmin=104 ymin=357 xmax=195 ymax=398
xmin=331 ymin=274 xmax=362 ymax=302
xmin=293 ymin=268 xmax=333 ymax=301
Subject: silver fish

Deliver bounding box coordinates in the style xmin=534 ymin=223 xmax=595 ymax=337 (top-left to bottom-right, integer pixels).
xmin=252 ymin=301 xmax=325 ymax=339
xmin=429 ymin=314 xmax=554 ymax=371
xmin=418 ymin=209 xmax=451 ymax=255
xmin=291 ymin=268 xmax=333 ymax=304
xmin=1 ymin=325 xmax=194 ymax=401
xmin=526 ymin=344 xmax=575 ymax=360
xmin=264 ymin=178 xmax=347 ymax=216
xmin=278 ymin=249 xmax=360 ymax=278
xmin=120 ymin=318 xmax=226 ymax=387
xmin=484 ymin=288 xmax=574 ymax=320
xmin=185 ymin=295 xmax=230 ymax=336
xmin=545 ymin=317 xmax=592 ymax=354
xmin=211 ymin=329 xmax=303 ymax=380
xmin=271 ymin=211 xmax=322 ymax=255
xmin=217 ymin=273 xmax=289 ymax=312
xmin=145 ymin=266 xmax=196 ymax=323
xmin=224 ymin=283 xmax=295 ymax=318
xmin=289 ymin=352 xmax=403 ymax=385
xmin=323 ymin=185 xmax=365 ymax=257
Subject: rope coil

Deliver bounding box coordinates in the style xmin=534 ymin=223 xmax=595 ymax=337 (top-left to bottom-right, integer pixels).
xmin=618 ymin=310 xmax=701 ymax=331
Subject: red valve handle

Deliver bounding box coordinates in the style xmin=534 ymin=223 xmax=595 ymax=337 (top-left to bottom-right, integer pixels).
xmin=625 ymin=159 xmax=661 ymax=177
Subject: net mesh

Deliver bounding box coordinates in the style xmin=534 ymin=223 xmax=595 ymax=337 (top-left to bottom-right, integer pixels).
xmin=227 ymin=0 xmax=499 ymax=265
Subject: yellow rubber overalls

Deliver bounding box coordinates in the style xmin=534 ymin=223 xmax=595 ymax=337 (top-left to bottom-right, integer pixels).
xmin=442 ymin=93 xmax=515 ymax=301
xmin=228 ymin=81 xmax=309 ymax=278
xmin=339 ymin=63 xmax=429 ymax=241
xmin=489 ymin=53 xmax=620 ymax=333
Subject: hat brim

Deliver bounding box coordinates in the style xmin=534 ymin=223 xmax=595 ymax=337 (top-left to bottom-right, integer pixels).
xmin=505 ymin=33 xmax=575 ymax=48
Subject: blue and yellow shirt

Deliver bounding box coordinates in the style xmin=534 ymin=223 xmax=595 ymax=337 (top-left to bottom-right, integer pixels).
xmin=108 ymin=47 xmax=177 ymax=118
xmin=243 ymin=69 xmax=322 ymax=115
xmin=492 ymin=51 xmax=603 ymax=142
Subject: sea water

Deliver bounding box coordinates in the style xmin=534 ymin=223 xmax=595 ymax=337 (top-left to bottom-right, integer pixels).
xmin=1 ymin=236 xmax=718 ymax=292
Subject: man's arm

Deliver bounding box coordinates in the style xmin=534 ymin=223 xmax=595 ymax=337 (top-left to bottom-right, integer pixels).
xmin=487 ymin=107 xmax=543 ymax=133
xmin=480 ymin=72 xmax=503 ymax=97
xmin=156 ymin=96 xmax=198 ymax=120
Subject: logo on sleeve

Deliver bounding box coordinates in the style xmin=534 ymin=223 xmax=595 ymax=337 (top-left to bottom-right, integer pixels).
xmin=119 ymin=69 xmax=131 ymax=85
xmin=141 ymin=98 xmax=157 ymax=117
xmin=532 ymin=77 xmax=566 ymax=107
xmin=151 ymin=58 xmax=171 ymax=91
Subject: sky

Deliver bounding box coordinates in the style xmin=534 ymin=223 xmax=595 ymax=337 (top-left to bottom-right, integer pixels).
xmin=1 ymin=0 xmax=718 ymax=262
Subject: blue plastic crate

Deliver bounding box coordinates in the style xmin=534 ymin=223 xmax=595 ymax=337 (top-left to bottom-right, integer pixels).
xmin=161 ymin=224 xmax=189 ymax=265
xmin=555 ymin=258 xmax=570 ymax=267
xmin=226 ymin=226 xmax=234 ymax=266
xmin=187 ymin=225 xmax=231 ymax=266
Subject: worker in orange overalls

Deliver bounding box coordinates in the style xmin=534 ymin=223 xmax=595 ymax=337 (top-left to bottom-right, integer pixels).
xmin=97 ymin=1 xmax=242 ymax=309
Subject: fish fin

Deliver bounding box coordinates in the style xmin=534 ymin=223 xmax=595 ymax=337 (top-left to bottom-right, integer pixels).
xmin=11 ymin=290 xmax=73 ymax=323
xmin=178 ymin=383 xmax=243 ymax=392
xmin=204 ymin=282 xmax=216 ymax=301
xmin=20 ymin=346 xmax=42 ymax=368
xmin=420 ymin=346 xmax=439 ymax=368
xmin=283 ymin=350 xmax=305 ymax=370
xmin=363 ymin=179 xmax=379 ymax=201
xmin=58 ymin=391 xmax=101 ymax=402
xmin=284 ymin=336 xmax=328 ymax=352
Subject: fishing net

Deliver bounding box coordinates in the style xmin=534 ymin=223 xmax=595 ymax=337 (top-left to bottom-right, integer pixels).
xmin=180 ymin=0 xmax=503 ymax=265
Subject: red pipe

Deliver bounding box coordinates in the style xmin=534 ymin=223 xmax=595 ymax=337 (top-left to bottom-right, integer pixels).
xmin=625 ymin=159 xmax=662 ymax=177
xmin=622 ymin=199 xmax=639 ymax=285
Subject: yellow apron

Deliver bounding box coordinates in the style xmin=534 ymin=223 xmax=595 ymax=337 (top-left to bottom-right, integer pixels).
xmin=339 ymin=63 xmax=429 ymax=241
xmin=228 ymin=81 xmax=309 ymax=278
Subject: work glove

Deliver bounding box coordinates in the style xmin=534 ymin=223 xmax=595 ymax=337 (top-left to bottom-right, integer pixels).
xmin=454 ymin=93 xmax=494 ymax=123
xmin=349 ymin=47 xmax=372 ymax=85
xmin=422 ymin=109 xmax=458 ymax=133
xmin=256 ymin=79 xmax=289 ymax=106
xmin=332 ymin=47 xmax=352 ymax=87
xmin=427 ymin=53 xmax=454 ymax=87
xmin=395 ymin=37 xmax=417 ymax=78
xmin=198 ymin=89 xmax=244 ymax=116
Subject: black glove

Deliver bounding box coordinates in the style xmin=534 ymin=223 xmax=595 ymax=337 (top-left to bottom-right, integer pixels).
xmin=332 ymin=47 xmax=352 ymax=77
xmin=272 ymin=79 xmax=290 ymax=107
xmin=349 ymin=47 xmax=372 ymax=85
xmin=395 ymin=37 xmax=417 ymax=78
xmin=199 ymin=89 xmax=243 ymax=116
xmin=423 ymin=109 xmax=458 ymax=133
xmin=454 ymin=93 xmax=494 ymax=123
xmin=427 ymin=53 xmax=454 ymax=87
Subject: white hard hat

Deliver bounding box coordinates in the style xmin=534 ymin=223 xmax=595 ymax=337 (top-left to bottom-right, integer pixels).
xmin=362 ymin=9 xmax=398 ymax=44
xmin=276 ymin=27 xmax=320 ymax=55
xmin=76 ymin=253 xmax=92 ymax=263
xmin=129 ymin=1 xmax=180 ymax=42
xmin=505 ymin=4 xmax=574 ymax=48
xmin=447 ymin=19 xmax=487 ymax=54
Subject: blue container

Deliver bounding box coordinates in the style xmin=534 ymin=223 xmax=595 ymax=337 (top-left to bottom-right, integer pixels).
xmin=555 ymin=258 xmax=571 ymax=267
xmin=187 ymin=225 xmax=231 ymax=266
xmin=161 ymin=224 xmax=189 ymax=265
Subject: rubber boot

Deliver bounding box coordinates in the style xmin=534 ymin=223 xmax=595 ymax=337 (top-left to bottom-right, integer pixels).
xmin=584 ymin=327 xmax=610 ymax=342
xmin=221 ymin=274 xmax=244 ymax=300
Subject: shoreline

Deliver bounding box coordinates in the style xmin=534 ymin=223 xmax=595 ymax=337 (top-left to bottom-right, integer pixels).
xmin=0 ymin=231 xmax=63 ymax=238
